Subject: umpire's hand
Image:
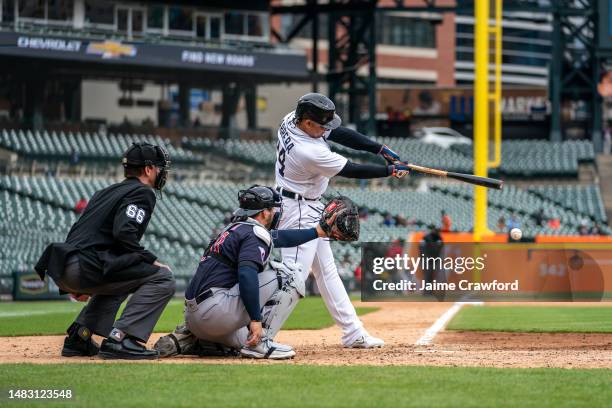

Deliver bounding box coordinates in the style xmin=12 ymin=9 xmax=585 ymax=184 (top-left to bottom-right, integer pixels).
xmin=246 ymin=321 xmax=263 ymax=346
xmin=70 ymin=293 xmax=90 ymax=302
xmin=154 ymin=260 xmax=172 ymax=271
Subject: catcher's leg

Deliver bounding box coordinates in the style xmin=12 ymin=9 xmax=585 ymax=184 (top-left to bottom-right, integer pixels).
xmin=237 ymin=262 xmax=304 ymax=360
xmin=217 ymin=264 xmax=304 ymax=348
xmin=183 ymin=270 xmax=280 ymax=349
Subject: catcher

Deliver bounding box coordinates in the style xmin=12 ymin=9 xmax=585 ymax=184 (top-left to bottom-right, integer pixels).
xmin=155 ymin=186 xmax=358 ymax=359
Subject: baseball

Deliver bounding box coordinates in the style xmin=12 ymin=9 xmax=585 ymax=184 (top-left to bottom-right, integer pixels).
xmin=510 ymin=228 xmax=522 ymax=240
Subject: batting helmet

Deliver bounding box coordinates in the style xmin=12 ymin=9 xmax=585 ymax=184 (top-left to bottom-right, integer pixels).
xmin=295 ymin=93 xmax=342 ymax=130
xmin=233 ymin=185 xmax=282 ymax=218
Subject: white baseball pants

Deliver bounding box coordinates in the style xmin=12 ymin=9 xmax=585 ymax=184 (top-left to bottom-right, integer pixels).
xmin=278 ymin=197 xmax=364 ymax=345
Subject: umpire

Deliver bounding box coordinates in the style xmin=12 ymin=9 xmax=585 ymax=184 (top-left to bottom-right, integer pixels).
xmin=35 ymin=142 xmax=175 ymax=360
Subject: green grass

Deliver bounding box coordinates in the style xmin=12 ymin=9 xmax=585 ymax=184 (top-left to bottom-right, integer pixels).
xmin=448 ymin=305 xmax=612 ymax=333
xmin=0 ymin=364 xmax=610 ymax=407
xmin=0 ymin=297 xmax=377 ymax=336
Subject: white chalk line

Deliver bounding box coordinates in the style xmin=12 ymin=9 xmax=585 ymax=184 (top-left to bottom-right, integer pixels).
xmin=0 ymin=309 xmax=78 ymax=318
xmin=415 ymin=301 xmax=483 ymax=346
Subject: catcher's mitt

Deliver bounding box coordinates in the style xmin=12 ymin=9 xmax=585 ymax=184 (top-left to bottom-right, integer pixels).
xmin=319 ymin=196 xmax=360 ymax=241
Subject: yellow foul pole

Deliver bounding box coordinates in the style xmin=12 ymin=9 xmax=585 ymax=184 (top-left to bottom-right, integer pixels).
xmin=473 ymin=0 xmax=490 ymax=241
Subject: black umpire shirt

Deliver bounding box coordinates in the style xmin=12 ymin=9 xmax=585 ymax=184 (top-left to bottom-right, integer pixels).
xmin=36 ymin=177 xmax=160 ymax=287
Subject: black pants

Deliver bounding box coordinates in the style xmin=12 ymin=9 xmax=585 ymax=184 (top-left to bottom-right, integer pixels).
xmin=54 ymin=256 xmax=176 ymax=342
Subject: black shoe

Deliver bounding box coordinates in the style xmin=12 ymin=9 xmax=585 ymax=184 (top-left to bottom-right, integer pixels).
xmin=99 ymin=337 xmax=159 ymax=360
xmin=61 ymin=323 xmax=99 ymax=357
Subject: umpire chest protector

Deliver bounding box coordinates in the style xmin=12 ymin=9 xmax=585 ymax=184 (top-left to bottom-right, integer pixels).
xmin=204 ymin=218 xmax=273 ymax=270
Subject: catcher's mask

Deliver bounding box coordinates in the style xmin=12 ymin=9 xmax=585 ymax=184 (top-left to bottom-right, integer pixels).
xmin=295 ymin=93 xmax=342 ymax=130
xmin=122 ymin=142 xmax=171 ymax=191
xmin=233 ymin=185 xmax=282 ymax=228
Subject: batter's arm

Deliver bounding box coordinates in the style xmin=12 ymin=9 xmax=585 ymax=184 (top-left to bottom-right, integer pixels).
xmin=336 ymin=161 xmax=392 ymax=179
xmin=327 ymin=127 xmax=383 ymax=154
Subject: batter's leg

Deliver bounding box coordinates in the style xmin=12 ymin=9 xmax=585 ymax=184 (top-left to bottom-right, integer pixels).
xmin=311 ymin=239 xmax=365 ymax=345
xmin=278 ymin=199 xmax=319 ymax=282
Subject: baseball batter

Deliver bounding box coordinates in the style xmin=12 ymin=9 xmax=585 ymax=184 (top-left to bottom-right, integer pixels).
xmin=275 ymin=93 xmax=410 ymax=348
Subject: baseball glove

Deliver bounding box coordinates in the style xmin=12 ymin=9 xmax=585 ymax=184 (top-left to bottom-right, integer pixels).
xmin=319 ymin=196 xmax=360 ymax=241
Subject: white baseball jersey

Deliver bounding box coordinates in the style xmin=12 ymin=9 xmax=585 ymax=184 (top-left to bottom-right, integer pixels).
xmin=275 ymin=111 xmax=347 ymax=199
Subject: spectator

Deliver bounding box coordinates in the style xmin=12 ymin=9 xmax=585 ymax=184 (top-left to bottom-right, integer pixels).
xmin=497 ymin=216 xmax=506 ymax=233
xmin=413 ymin=90 xmax=441 ymax=115
xmin=385 ymin=239 xmax=404 ymax=259
xmin=590 ymin=223 xmax=604 ymax=235
xmin=506 ymin=213 xmax=520 ymax=231
xmin=547 ymin=217 xmax=561 ymax=230
xmin=353 ymin=264 xmax=361 ymax=281
xmin=70 ymin=148 xmax=80 ymax=167
xmin=358 ymin=207 xmax=369 ymax=220
xmin=533 ymin=208 xmax=546 ymax=226
xmin=382 ymin=213 xmax=396 ymax=227
xmin=394 ymin=214 xmax=409 ymax=227
xmin=577 ymin=219 xmax=589 ymax=235
xmin=142 ymin=117 xmax=154 ymax=128
xmin=385 ymin=106 xmax=399 ymax=121
xmin=74 ymin=197 xmax=88 ymax=214
xmin=420 ymin=225 xmax=443 ymax=296
xmin=441 ymin=210 xmax=452 ymax=232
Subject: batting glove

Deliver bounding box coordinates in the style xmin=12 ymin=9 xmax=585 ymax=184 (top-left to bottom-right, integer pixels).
xmin=379 ymin=145 xmax=402 ymax=165
xmin=390 ymin=164 xmax=410 ymax=179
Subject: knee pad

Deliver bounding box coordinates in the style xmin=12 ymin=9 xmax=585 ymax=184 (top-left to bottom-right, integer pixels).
xmin=262 ymin=260 xmax=306 ymax=339
xmin=269 ymin=259 xmax=305 ymax=297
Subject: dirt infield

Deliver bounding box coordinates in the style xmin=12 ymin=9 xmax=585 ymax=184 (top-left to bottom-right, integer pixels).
xmin=1 ymin=302 xmax=611 ymax=368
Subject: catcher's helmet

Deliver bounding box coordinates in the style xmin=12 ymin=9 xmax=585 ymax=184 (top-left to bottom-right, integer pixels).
xmin=122 ymin=142 xmax=171 ymax=190
xmin=233 ymin=185 xmax=282 ymax=218
xmin=295 ymin=93 xmax=342 ymax=130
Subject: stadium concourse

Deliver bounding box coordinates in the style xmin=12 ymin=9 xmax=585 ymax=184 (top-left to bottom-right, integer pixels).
xmin=0 ymin=129 xmax=610 ymax=299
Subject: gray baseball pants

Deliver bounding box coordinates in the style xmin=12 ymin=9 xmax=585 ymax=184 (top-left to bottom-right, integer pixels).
xmin=55 ymin=255 xmax=176 ymax=342
xmin=184 ymin=270 xmax=279 ymax=349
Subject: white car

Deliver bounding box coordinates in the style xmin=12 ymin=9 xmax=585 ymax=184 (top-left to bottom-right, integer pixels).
xmin=413 ymin=127 xmax=472 ymax=148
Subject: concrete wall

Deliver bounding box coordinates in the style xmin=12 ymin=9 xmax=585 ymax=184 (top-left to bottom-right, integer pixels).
xmin=81 ymin=80 xmax=161 ymax=125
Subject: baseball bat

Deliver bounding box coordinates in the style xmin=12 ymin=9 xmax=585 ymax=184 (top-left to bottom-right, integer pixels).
xmin=404 ymin=163 xmax=504 ymax=190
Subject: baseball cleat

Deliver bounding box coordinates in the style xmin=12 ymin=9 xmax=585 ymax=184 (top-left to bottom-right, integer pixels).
xmin=99 ymin=337 xmax=159 ymax=360
xmin=344 ymin=335 xmax=385 ymax=349
xmin=240 ymin=339 xmax=296 ymax=360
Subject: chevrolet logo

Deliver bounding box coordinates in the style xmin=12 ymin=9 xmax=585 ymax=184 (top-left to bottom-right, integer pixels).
xmin=86 ymin=41 xmax=137 ymax=59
